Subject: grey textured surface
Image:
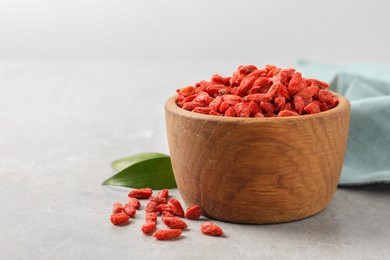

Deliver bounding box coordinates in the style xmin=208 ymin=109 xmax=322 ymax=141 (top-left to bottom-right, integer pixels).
xmin=1 ymin=61 xmax=389 ymax=260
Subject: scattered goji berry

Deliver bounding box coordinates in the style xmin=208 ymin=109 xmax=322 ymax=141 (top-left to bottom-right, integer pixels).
xmin=128 ymin=198 xmax=140 ymax=210
xmin=153 ymin=229 xmax=182 ymax=240
xmin=185 ymin=205 xmax=202 ymax=220
xmin=128 ymin=188 xmax=153 ymax=199
xmin=110 ymin=212 xmax=130 ymax=225
xmin=145 ymin=201 xmax=158 ymax=213
xmin=157 ymin=204 xmax=173 ymax=213
xmin=112 ymin=202 xmax=123 ymax=214
xmin=141 ymin=222 xmax=157 ymax=234
xmin=161 ymin=211 xmax=175 ymax=221
xmin=168 ymin=198 xmax=185 ymax=217
xmin=163 ymin=217 xmax=188 ymax=229
xmin=123 ymin=203 xmax=136 ymax=217
xmin=200 ymin=222 xmax=224 ymax=236
xmin=145 ymin=212 xmax=158 ymax=223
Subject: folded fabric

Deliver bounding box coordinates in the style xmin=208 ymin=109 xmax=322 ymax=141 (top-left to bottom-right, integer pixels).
xmin=297 ymin=61 xmax=390 ymax=185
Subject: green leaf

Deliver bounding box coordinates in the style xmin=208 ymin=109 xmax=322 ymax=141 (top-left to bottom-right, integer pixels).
xmin=103 ymin=156 xmax=177 ymax=189
xmin=111 ymin=152 xmax=169 ymax=171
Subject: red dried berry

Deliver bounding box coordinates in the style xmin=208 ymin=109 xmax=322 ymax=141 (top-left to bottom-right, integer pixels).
xmin=233 ymin=103 xmax=251 ymax=117
xmin=153 ymin=229 xmax=182 ymax=240
xmin=145 ymin=201 xmax=158 ymax=213
xmin=145 ymin=212 xmax=158 ymax=223
xmin=112 ymin=203 xmax=123 ymax=214
xmin=293 ymin=96 xmax=305 ymax=114
xmin=168 ymin=198 xmax=185 ymax=217
xmin=185 ymin=205 xmax=202 ymax=220
xmin=110 ymin=213 xmax=130 ymax=225
xmin=141 ymin=222 xmax=157 ymax=234
xmin=128 ymin=198 xmax=140 ymax=210
xmin=177 ymin=86 xmax=196 ymax=97
xmin=128 ymin=188 xmax=153 ymax=199
xmin=157 ymin=204 xmax=173 ymax=213
xmin=161 ymin=211 xmax=175 ymax=221
xmin=211 ymin=74 xmax=230 ymax=86
xmin=304 ymin=102 xmax=321 ymax=114
xmin=193 ymin=107 xmax=212 ymax=114
xmin=149 ymin=196 xmax=167 ymax=205
xmin=243 ymin=93 xmax=272 ymax=103
xmin=200 ymin=222 xmax=224 ymax=236
xmin=224 ymin=106 xmax=236 ymax=117
xmin=278 ymin=110 xmax=299 ymax=117
xmin=163 ymin=217 xmax=188 ymax=229
xmin=123 ymin=203 xmax=136 ymax=217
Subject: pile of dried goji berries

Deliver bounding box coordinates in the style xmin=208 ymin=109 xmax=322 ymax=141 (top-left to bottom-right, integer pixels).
xmin=176 ymin=64 xmax=339 ymax=117
xmin=110 ymin=188 xmax=224 ymax=240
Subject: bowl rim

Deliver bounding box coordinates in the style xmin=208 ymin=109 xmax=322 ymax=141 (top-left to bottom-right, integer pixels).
xmin=165 ymin=92 xmax=350 ymax=123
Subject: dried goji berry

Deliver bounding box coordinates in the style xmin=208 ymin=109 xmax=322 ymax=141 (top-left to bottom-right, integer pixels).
xmin=234 ymin=103 xmax=251 ymax=117
xmin=128 ymin=198 xmax=140 ymax=210
xmin=223 ymin=95 xmax=243 ymax=105
xmin=211 ymin=74 xmax=231 ymax=86
xmin=112 ymin=202 xmax=123 ymax=214
xmin=149 ymin=196 xmax=167 ymax=205
xmin=305 ymin=78 xmax=330 ymax=89
xmin=200 ymin=222 xmax=224 ymax=236
xmin=278 ymin=110 xmax=299 ymax=117
xmin=206 ymin=84 xmax=227 ymax=97
xmin=157 ymin=204 xmax=173 ymax=213
xmin=243 ymin=93 xmax=272 ymax=103
xmin=177 ymin=86 xmax=196 ymax=97
xmin=238 ymin=65 xmax=258 ymax=75
xmin=260 ymin=101 xmax=275 ymax=114
xmin=293 ymin=96 xmax=305 ymax=114
xmin=128 ymin=188 xmax=153 ymax=199
xmin=219 ymin=101 xmax=230 ymax=113
xmin=141 ymin=222 xmax=157 ymax=234
xmin=193 ymin=107 xmax=212 ymax=114
xmin=110 ymin=212 xmax=130 ymax=225
xmin=168 ymin=198 xmax=185 ymax=217
xmin=145 ymin=201 xmax=158 ymax=213
xmin=123 ymin=203 xmax=136 ymax=217
xmin=209 ymin=110 xmax=222 ymax=116
xmin=237 ymin=75 xmax=257 ymax=96
xmin=153 ymin=229 xmax=182 ymax=240
xmin=224 ymin=106 xmax=236 ymax=117
xmin=194 ymin=92 xmax=214 ymax=106
xmin=254 ymin=112 xmax=265 ymax=118
xmin=145 ymin=212 xmax=158 ymax=223
xmin=304 ymin=102 xmax=321 ymax=114
xmin=163 ymin=217 xmax=188 ymax=229
xmin=248 ymin=101 xmax=261 ymax=116
xmin=288 ymin=72 xmax=307 ymax=95
xmin=247 ymin=69 xmax=267 ymax=78
xmin=274 ymin=96 xmax=286 ymax=111
xmin=209 ymin=96 xmax=222 ymax=111
xmin=266 ymin=83 xmax=280 ymax=99
xmin=182 ymin=101 xmax=204 ymax=111
xmin=161 ymin=211 xmax=175 ymax=221
xmin=185 ymin=205 xmax=202 ymax=220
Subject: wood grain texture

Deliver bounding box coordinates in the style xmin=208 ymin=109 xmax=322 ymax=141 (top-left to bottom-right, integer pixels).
xmin=165 ymin=94 xmax=350 ymax=224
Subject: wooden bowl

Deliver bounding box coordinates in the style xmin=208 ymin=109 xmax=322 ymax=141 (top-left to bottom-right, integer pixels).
xmin=165 ymin=94 xmax=350 ymax=224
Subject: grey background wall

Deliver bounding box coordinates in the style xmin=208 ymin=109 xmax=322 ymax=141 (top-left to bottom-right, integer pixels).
xmin=0 ymin=0 xmax=389 ymax=65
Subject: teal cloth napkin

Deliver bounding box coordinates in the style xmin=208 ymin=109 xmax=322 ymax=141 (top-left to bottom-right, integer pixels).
xmin=297 ymin=61 xmax=390 ymax=185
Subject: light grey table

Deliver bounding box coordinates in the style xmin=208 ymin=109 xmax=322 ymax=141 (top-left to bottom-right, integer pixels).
xmin=1 ymin=61 xmax=389 ymax=260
